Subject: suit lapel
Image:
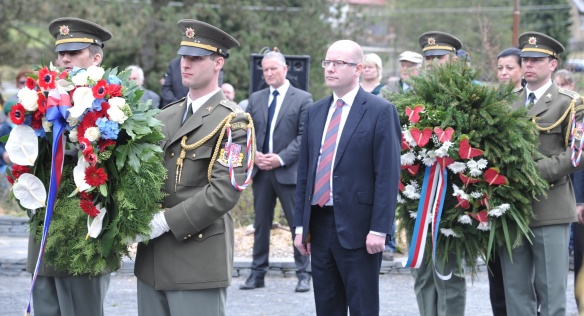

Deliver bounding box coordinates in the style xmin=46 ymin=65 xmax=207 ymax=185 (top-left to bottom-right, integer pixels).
xmin=261 ymin=89 xmax=270 ymax=128
xmin=312 ymin=96 xmax=333 ymax=161
xmin=274 ymin=88 xmax=293 ymax=130
xmin=334 ymin=89 xmax=367 ymax=170
xmin=169 ymin=91 xmax=223 ymax=144
xmin=528 ymin=83 xmax=557 ymax=117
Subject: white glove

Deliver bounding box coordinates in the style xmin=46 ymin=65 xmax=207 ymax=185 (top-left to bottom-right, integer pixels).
xmin=148 ymin=210 xmax=170 ymax=240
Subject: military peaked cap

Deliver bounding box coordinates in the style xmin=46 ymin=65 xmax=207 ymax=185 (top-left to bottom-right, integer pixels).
xmin=49 ymin=17 xmax=112 ymax=52
xmin=418 ymin=31 xmax=463 ymax=57
xmin=176 ymin=19 xmax=239 ymax=58
xmin=518 ymin=32 xmax=564 ymax=59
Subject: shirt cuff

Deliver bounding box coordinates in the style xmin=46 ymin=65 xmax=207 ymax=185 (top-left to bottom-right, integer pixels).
xmin=295 ymin=227 xmax=303 ymax=234
xmin=277 ymin=154 xmax=285 ymax=166
xmin=369 ymin=230 xmax=386 ymax=237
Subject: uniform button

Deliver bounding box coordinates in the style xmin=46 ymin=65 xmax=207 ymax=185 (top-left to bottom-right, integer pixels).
xmin=183 ymin=236 xmax=188 ymax=240
xmin=192 ymin=154 xmax=196 ymax=158
xmin=187 ymin=234 xmax=192 ymax=238
xmin=550 ymin=184 xmax=554 ymax=188
xmin=198 ymin=234 xmax=203 ymax=238
xmin=170 ymin=152 xmax=175 ymax=157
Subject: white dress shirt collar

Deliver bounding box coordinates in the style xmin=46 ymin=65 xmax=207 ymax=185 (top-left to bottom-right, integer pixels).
xmin=525 ymin=79 xmax=552 ymax=106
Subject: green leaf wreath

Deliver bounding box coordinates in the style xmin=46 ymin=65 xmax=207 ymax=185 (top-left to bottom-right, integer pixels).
xmin=386 ymin=61 xmax=548 ymax=275
xmin=7 ymin=64 xmax=167 ymax=275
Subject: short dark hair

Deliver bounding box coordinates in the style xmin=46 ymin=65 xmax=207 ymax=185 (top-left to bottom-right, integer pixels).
xmin=497 ymin=47 xmax=522 ymax=66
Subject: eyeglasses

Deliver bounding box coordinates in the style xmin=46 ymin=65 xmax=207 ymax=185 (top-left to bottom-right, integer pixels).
xmin=321 ymin=60 xmax=358 ymax=68
xmin=18 ymin=80 xmax=26 ymax=85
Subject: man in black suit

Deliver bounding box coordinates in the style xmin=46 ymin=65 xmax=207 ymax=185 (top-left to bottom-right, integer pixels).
xmin=240 ymin=50 xmax=313 ymax=292
xmin=294 ymin=40 xmax=401 ymax=315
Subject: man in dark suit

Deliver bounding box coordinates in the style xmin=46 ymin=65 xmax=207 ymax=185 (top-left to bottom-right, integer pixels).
xmin=26 ymin=17 xmax=113 ymax=316
xmin=134 ymin=19 xmax=251 ymax=316
xmin=294 ymin=39 xmax=401 ymax=315
xmin=240 ymin=50 xmax=313 ymax=292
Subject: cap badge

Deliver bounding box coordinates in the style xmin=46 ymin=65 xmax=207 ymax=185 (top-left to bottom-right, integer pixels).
xmin=427 ymin=37 xmax=436 ymax=46
xmin=185 ymin=27 xmax=195 ymax=39
xmin=528 ymin=37 xmax=537 ymax=45
xmin=59 ymin=25 xmax=70 ymax=36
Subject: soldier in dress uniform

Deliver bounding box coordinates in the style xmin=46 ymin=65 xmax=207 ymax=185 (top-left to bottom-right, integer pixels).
xmin=26 ymin=17 xmax=113 ymax=316
xmin=410 ymin=31 xmax=467 ymax=316
xmin=133 ymin=19 xmax=254 ymax=316
xmin=501 ymin=32 xmax=584 ymax=316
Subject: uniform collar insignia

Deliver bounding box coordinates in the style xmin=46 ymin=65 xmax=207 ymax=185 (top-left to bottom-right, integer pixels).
xmin=206 ymin=106 xmax=213 ymax=111
xmin=547 ymin=93 xmax=552 ymax=98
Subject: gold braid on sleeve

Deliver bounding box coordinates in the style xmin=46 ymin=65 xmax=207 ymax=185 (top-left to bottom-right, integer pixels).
xmin=532 ymin=98 xmax=575 ymax=147
xmin=174 ymin=113 xmax=236 ymax=191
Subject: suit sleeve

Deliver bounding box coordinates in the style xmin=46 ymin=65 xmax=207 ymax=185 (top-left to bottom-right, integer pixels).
xmin=294 ymin=105 xmax=312 ymax=230
xmin=278 ymin=92 xmax=312 ymax=165
xmin=165 ymin=111 xmax=249 ymax=240
xmin=536 ymin=99 xmax=584 ymax=182
xmin=161 ymin=60 xmax=178 ymax=107
xmin=573 ymin=169 xmax=584 ymax=204
xmin=369 ymin=102 xmax=402 ymax=233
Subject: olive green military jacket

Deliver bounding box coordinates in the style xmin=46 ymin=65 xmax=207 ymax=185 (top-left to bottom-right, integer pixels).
xmin=134 ymin=91 xmax=251 ymax=290
xmin=512 ymin=82 xmax=584 ymax=227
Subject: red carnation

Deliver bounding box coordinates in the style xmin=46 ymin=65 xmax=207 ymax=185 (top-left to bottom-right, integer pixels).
xmin=92 ymin=79 xmax=107 ymax=99
xmin=59 ymin=71 xmax=68 ymax=80
xmin=78 ymin=191 xmax=95 ymax=201
xmin=98 ymin=139 xmax=116 ymax=152
xmin=85 ymin=166 xmax=108 ymax=187
xmin=10 ymin=103 xmax=26 ymax=125
xmin=80 ymin=199 xmax=99 ymax=217
xmin=37 ymin=93 xmax=47 ymax=114
xmin=106 ymin=84 xmax=122 ymax=97
xmin=38 ymin=67 xmax=58 ymax=90
xmin=7 ymin=164 xmax=31 ymax=184
xmin=31 ymin=110 xmax=43 ymax=130
xmin=25 ymin=77 xmax=36 ymax=90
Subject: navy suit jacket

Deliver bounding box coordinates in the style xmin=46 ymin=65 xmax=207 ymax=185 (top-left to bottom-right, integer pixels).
xmin=246 ymin=85 xmax=312 ymax=185
xmin=573 ymin=169 xmax=584 ymax=204
xmin=294 ymin=87 xmax=402 ymax=249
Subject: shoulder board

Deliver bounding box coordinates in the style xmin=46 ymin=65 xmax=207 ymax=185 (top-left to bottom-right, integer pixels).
xmin=558 ymin=88 xmax=580 ymax=100
xmin=161 ymin=97 xmax=186 ymax=110
xmin=219 ymin=99 xmax=245 ymax=115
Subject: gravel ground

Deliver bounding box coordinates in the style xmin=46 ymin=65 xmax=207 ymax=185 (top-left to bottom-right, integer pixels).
xmin=0 ymin=269 xmax=579 ymax=316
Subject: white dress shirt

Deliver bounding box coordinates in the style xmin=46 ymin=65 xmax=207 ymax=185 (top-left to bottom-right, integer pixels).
xmin=266 ymin=80 xmax=290 ymax=166
xmin=183 ymin=88 xmax=221 ymax=123
xmin=524 ymin=79 xmax=552 ymax=108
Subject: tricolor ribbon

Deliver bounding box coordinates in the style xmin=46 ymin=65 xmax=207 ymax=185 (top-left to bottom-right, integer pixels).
xmin=570 ymin=112 xmax=584 ymax=167
xmin=403 ymin=162 xmax=451 ymax=280
xmin=26 ymin=87 xmax=71 ymax=315
xmin=226 ymin=126 xmax=254 ymax=191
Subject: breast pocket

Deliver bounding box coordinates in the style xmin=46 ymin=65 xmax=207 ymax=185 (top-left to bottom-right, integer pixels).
xmin=180 ymin=145 xmax=214 ymax=187
xmin=536 ymin=120 xmax=564 ymax=156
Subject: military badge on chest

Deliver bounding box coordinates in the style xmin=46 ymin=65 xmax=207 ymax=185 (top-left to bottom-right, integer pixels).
xmin=218 ymin=143 xmax=244 ymax=167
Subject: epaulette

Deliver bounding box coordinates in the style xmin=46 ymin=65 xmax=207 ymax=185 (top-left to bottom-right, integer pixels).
xmin=161 ymin=97 xmax=186 ymax=110
xmin=219 ymin=99 xmax=245 ymax=115
xmin=558 ymin=88 xmax=580 ymax=100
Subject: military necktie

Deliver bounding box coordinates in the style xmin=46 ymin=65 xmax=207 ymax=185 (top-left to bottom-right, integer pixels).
xmin=263 ymin=90 xmax=279 ymax=153
xmin=313 ymin=99 xmax=344 ymax=207
xmin=527 ymin=93 xmax=536 ymax=110
xmin=182 ymin=103 xmax=193 ymax=125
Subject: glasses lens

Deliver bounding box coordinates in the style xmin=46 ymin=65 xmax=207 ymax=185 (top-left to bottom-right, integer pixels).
xmin=19 ymin=80 xmax=26 ymax=85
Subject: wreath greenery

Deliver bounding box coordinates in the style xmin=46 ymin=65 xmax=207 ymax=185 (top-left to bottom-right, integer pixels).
xmin=386 ymin=61 xmax=548 ymax=275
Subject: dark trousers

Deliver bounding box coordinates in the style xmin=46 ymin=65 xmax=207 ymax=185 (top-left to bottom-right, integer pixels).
xmin=488 ymin=252 xmax=507 ymax=316
xmin=251 ymin=170 xmax=310 ymax=277
xmin=310 ymin=205 xmax=382 ymax=316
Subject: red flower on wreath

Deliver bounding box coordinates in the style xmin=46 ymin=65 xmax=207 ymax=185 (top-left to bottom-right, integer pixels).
xmin=31 ymin=110 xmax=43 ymax=130
xmin=96 ymin=102 xmax=110 ymax=118
xmin=25 ymin=77 xmax=36 ymax=90
xmin=98 ymin=139 xmax=116 ymax=152
xmin=7 ymin=164 xmax=31 ymax=184
xmin=84 ymin=166 xmax=108 ymax=187
xmin=92 ymin=79 xmax=107 ymax=99
xmin=10 ymin=103 xmax=26 ymax=125
xmin=37 ymin=93 xmax=47 ymax=114
xmin=38 ymin=67 xmax=58 ymax=91
xmin=80 ymin=199 xmax=99 ymax=217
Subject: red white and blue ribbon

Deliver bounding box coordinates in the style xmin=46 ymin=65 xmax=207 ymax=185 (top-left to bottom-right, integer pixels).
xmin=226 ymin=125 xmax=254 ymax=191
xmin=26 ymin=88 xmax=71 ymax=315
xmin=431 ymin=165 xmax=451 ymax=280
xmin=570 ymin=112 xmax=584 ymax=167
xmin=403 ymin=162 xmax=450 ymax=280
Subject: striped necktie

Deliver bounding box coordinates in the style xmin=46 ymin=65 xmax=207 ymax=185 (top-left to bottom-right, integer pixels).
xmin=313 ymin=99 xmax=344 ymax=207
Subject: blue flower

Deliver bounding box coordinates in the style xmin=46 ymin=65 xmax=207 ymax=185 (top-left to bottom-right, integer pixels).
xmin=107 ymin=75 xmax=121 ymax=85
xmin=92 ymin=99 xmax=103 ymax=111
xmin=35 ymin=128 xmax=47 ymax=139
xmin=96 ymin=117 xmax=120 ymax=140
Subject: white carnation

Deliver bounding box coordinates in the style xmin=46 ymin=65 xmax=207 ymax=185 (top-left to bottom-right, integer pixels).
xmin=71 ymin=72 xmax=89 ymax=86
xmin=409 ymin=211 xmax=417 ymax=219
xmin=458 ymin=214 xmax=472 ymax=224
xmin=403 ymin=129 xmax=417 ymax=147
xmin=69 ymin=128 xmax=79 ymax=143
xmin=401 ymin=152 xmax=416 ymax=165
xmin=469 ymin=167 xmax=483 ymax=177
xmin=447 ymin=162 xmax=466 ymax=173
xmin=87 ymin=65 xmax=105 ymax=81
xmin=84 ymin=127 xmax=101 ymax=142
xmin=477 ymin=222 xmax=491 ymax=231
xmin=470 ymin=191 xmax=483 ymax=199
xmin=17 ymin=88 xmax=39 ymax=111
xmin=397 ymin=194 xmax=405 ymax=204
xmin=107 ymin=97 xmax=129 ymax=124
xmin=404 ymin=181 xmax=421 ymax=200
xmin=488 ymin=203 xmax=510 ymax=217
xmin=476 ymin=158 xmax=488 ymax=170
xmin=440 ymin=228 xmax=460 ymax=238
